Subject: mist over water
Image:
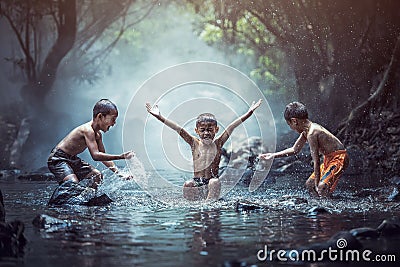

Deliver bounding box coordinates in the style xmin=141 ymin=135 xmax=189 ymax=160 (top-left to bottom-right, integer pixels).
xmin=17 ymin=3 xmax=268 ymax=170
xmin=0 ymin=2 xmax=288 ymax=172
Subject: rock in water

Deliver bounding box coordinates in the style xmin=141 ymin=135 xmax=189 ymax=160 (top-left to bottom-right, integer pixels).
xmin=326 ymin=231 xmax=363 ymax=250
xmin=376 ymin=218 xmax=400 ymax=236
xmin=235 ymin=200 xmax=262 ymax=212
xmin=48 ymin=180 xmax=112 ymax=206
xmin=307 ymin=206 xmax=330 ymax=216
xmin=85 ymin=194 xmax=112 ymax=206
xmin=302 ymin=231 xmax=362 ymax=256
xmin=32 ymin=214 xmax=70 ymax=230
xmin=0 ymin=189 xmax=5 ymax=222
xmin=349 ymin=227 xmax=380 ymax=238
xmin=0 ymin=220 xmax=26 ymax=257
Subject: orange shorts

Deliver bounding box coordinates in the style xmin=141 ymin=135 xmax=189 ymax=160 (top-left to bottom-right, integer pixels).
xmin=309 ymin=150 xmax=349 ymax=193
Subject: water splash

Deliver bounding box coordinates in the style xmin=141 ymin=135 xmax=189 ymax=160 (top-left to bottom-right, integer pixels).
xmin=97 ymin=156 xmax=147 ymax=200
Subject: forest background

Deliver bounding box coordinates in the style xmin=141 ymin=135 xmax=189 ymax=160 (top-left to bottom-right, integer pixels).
xmin=0 ymin=0 xmax=399 ymax=181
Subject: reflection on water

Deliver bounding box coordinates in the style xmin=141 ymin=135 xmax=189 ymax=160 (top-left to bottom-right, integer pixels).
xmin=0 ymin=170 xmax=399 ymax=267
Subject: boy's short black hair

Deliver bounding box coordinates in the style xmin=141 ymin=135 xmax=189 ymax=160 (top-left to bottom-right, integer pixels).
xmin=93 ymin=99 xmax=118 ymax=118
xmin=284 ymin=102 xmax=308 ymax=121
xmin=196 ymin=113 xmax=217 ymax=127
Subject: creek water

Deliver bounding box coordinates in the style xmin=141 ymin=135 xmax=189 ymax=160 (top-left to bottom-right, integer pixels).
xmin=0 ymin=167 xmax=399 ymax=267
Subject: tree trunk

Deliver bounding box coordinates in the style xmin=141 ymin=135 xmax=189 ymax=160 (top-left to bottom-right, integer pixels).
xmin=21 ymin=0 xmax=77 ymax=111
xmin=12 ymin=0 xmax=77 ymax=168
xmin=336 ymin=35 xmax=400 ymax=140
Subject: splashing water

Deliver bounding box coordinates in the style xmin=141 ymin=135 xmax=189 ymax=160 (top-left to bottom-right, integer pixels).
xmin=97 ymin=156 xmax=147 ymax=200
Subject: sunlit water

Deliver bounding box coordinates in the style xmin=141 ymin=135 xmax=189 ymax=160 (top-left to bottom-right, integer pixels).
xmin=1 ymin=163 xmax=399 ymax=267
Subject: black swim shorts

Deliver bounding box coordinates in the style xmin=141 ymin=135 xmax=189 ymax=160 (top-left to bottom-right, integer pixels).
xmin=193 ymin=177 xmax=211 ymax=187
xmin=47 ymin=148 xmax=95 ymax=182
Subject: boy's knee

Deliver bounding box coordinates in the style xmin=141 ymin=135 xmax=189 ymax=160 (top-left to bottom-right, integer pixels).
xmin=63 ymin=174 xmax=79 ymax=183
xmin=184 ymin=180 xmax=195 ymax=187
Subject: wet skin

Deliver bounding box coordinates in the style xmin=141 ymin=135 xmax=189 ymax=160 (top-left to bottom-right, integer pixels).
xmin=54 ymin=109 xmax=134 ymax=188
xmin=146 ymin=100 xmax=262 ymax=200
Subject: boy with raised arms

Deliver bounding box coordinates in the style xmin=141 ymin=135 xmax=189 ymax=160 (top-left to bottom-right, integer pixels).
xmin=146 ymin=99 xmax=262 ymax=201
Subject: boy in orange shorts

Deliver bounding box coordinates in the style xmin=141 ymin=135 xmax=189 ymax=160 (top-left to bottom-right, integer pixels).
xmin=259 ymin=102 xmax=349 ymax=197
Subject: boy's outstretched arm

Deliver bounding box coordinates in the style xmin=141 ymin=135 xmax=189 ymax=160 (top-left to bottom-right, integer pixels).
xmin=217 ymin=99 xmax=262 ymax=145
xmin=85 ymin=129 xmax=134 ymax=163
xmin=259 ymin=134 xmax=306 ymax=160
xmin=146 ymin=102 xmax=194 ymax=145
xmin=97 ymin=137 xmax=134 ymax=173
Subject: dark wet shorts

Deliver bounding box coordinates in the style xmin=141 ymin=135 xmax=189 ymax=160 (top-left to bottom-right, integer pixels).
xmin=192 ymin=177 xmax=211 ymax=187
xmin=47 ymin=148 xmax=95 ymax=183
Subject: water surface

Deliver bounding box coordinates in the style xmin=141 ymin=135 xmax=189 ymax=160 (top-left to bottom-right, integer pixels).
xmin=1 ymin=170 xmax=399 ymax=267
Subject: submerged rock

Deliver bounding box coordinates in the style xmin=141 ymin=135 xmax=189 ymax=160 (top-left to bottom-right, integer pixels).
xmin=85 ymin=194 xmax=113 ymax=206
xmin=48 ymin=180 xmax=112 ymax=206
xmin=32 ymin=214 xmax=71 ymax=230
xmin=349 ymin=227 xmax=380 ymax=238
xmin=235 ymin=200 xmax=263 ymax=212
xmin=326 ymin=231 xmax=363 ymax=250
xmin=0 ymin=220 xmax=26 ymax=257
xmin=300 ymin=231 xmax=362 ymax=257
xmin=376 ymin=218 xmax=400 ymax=236
xmin=307 ymin=206 xmax=331 ymax=216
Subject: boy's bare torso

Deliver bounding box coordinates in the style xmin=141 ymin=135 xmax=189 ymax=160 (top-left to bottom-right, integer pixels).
xmin=191 ymin=138 xmax=222 ymax=179
xmin=305 ymin=122 xmax=345 ymax=156
xmin=56 ymin=122 xmax=100 ymax=156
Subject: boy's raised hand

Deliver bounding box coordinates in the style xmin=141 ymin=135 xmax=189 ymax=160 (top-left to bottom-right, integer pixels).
xmin=249 ymin=99 xmax=262 ymax=112
xmin=146 ymin=102 xmax=161 ymax=117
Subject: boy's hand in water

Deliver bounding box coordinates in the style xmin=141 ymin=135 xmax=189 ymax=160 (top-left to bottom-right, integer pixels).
xmin=248 ymin=99 xmax=262 ymax=112
xmin=259 ymin=153 xmax=274 ymax=160
xmin=122 ymin=151 xmax=135 ymax=160
xmin=146 ymin=102 xmax=160 ymax=117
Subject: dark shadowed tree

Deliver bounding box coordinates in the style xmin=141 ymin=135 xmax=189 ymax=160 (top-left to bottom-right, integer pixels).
xmin=0 ymin=0 xmax=156 ymax=167
xmin=184 ymin=0 xmax=400 ymax=129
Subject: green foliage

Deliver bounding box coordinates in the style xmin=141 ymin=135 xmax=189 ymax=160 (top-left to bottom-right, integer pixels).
xmin=193 ymin=5 xmax=283 ymax=96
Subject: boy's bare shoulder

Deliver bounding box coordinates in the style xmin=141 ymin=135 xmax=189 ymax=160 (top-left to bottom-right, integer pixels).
xmin=74 ymin=122 xmax=97 ymax=138
xmin=306 ymin=123 xmax=330 ymax=142
xmin=213 ymin=136 xmax=226 ymax=148
xmin=76 ymin=121 xmax=91 ymax=132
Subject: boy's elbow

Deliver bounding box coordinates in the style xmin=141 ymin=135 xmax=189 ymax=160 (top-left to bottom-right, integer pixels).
xmin=91 ymin=153 xmax=102 ymax=161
